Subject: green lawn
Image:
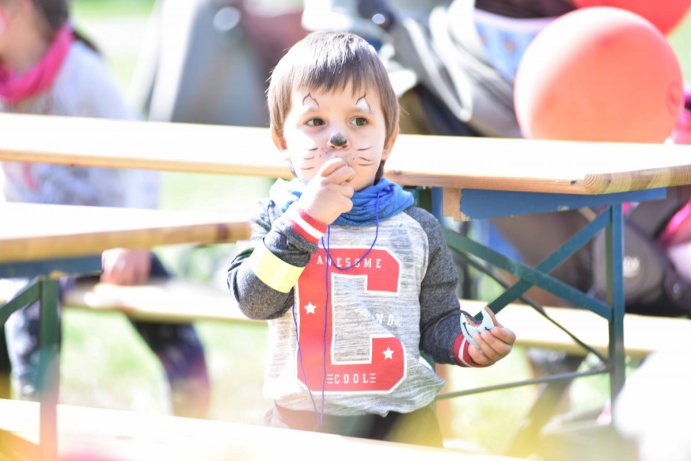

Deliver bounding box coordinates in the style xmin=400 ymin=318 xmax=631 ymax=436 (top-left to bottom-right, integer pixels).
xmin=667 ymin=9 xmax=691 ymax=80
xmin=51 ymin=1 xmax=691 ymax=457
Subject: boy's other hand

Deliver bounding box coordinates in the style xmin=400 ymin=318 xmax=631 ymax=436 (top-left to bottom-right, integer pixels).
xmin=468 ymin=324 xmax=516 ymax=367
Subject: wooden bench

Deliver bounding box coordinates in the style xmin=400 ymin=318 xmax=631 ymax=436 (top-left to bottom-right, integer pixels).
xmin=5 ymin=114 xmax=691 ymax=457
xmin=56 ymin=278 xmax=691 ymax=360
xmin=63 ymin=277 xmax=253 ymax=325
xmin=0 ymin=399 xmax=527 ymax=461
xmin=464 ymin=299 xmax=691 ymax=360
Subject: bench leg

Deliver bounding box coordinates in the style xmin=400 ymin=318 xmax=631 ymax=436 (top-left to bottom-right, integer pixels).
xmin=505 ymin=354 xmax=584 ymax=457
xmin=0 ymin=277 xmax=60 ymax=461
xmin=38 ymin=278 xmax=60 ymax=461
xmin=0 ymin=327 xmax=10 ymax=399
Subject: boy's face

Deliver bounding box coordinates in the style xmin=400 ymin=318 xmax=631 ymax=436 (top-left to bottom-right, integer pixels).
xmin=273 ymin=83 xmax=397 ymax=192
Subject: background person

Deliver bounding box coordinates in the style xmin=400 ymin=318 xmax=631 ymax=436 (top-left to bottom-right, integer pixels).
xmin=0 ymin=0 xmax=210 ymax=418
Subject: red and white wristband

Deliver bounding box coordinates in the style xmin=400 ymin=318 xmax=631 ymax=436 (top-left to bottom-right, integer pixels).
xmin=284 ymin=206 xmax=327 ymax=245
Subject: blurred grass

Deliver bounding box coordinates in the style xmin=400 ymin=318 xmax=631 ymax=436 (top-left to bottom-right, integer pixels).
xmin=57 ymin=0 xmax=691 ymax=456
xmin=73 ymin=0 xmax=155 ymax=17
xmin=668 ymin=8 xmax=691 ymax=82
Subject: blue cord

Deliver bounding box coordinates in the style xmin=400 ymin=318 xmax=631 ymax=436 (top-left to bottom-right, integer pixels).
xmin=315 ymin=189 xmax=383 ymax=425
xmin=292 ymin=188 xmax=384 ymax=428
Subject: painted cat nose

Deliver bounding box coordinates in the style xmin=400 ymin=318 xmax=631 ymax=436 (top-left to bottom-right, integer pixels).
xmin=328 ymin=133 xmax=348 ymax=148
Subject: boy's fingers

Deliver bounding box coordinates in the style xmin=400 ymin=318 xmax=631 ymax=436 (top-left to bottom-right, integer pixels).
xmin=330 ymin=167 xmax=356 ymax=186
xmin=492 ymin=326 xmax=516 ymax=345
xmin=318 ymin=157 xmax=349 ymax=177
xmin=469 ymin=329 xmax=514 ymax=364
xmin=475 ymin=337 xmax=500 ymax=362
xmin=326 ymin=165 xmax=355 ymax=185
xmin=468 ymin=345 xmax=491 ymax=365
xmin=318 ymin=158 xmax=356 ymax=184
xmin=337 ymin=182 xmax=355 ymax=198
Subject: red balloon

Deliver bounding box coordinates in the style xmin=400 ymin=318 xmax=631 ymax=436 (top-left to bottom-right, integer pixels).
xmin=514 ymin=7 xmax=684 ymax=143
xmin=573 ymin=0 xmax=691 ymax=34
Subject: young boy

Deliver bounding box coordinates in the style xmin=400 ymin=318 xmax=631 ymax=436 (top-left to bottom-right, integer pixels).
xmin=227 ymin=31 xmax=515 ymax=447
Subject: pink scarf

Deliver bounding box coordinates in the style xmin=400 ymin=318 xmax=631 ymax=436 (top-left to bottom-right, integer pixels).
xmin=0 ymin=24 xmax=73 ymax=103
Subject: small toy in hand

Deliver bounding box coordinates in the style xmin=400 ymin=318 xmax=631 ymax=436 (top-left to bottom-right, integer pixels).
xmin=460 ymin=306 xmax=497 ymax=348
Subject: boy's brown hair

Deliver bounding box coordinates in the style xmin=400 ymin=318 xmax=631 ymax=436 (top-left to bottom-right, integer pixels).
xmin=267 ymin=31 xmax=400 ymax=148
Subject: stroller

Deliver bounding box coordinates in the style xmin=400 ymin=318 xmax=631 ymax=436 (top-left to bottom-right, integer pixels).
xmin=305 ymin=0 xmax=691 ymax=316
xmin=131 ymin=0 xmax=306 ymax=126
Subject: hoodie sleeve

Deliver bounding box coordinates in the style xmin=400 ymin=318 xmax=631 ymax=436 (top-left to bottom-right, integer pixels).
xmin=227 ymin=199 xmax=327 ymax=320
xmin=405 ymin=207 xmax=481 ymax=367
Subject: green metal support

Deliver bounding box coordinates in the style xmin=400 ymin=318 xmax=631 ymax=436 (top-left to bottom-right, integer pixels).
xmin=38 ymin=278 xmax=60 ymax=461
xmin=0 ymin=255 xmax=99 ymax=461
xmin=606 ymin=204 xmax=626 ymax=399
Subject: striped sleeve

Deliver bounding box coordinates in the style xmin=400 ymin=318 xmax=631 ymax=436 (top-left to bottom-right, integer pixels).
xmin=283 ymin=206 xmax=328 ymax=244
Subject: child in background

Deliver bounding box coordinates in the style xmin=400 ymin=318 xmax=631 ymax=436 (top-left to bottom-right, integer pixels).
xmin=227 ymin=30 xmax=516 ymax=446
xmin=0 ymin=0 xmax=210 ymax=418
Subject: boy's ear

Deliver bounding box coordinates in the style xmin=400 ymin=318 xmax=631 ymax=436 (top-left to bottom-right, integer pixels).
xmin=271 ymin=128 xmax=287 ymax=151
xmin=381 ymin=125 xmax=399 ymax=161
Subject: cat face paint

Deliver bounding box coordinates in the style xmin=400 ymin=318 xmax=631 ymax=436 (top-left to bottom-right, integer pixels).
xmin=279 ymin=84 xmax=392 ymax=191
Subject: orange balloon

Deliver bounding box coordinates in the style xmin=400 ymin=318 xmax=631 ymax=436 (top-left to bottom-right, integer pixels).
xmin=514 ymin=7 xmax=684 ymax=143
xmin=573 ymin=0 xmax=691 ymax=34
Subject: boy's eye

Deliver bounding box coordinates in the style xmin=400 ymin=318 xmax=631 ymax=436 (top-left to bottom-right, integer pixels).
xmin=352 ymin=117 xmax=368 ymax=127
xmin=306 ymin=118 xmax=325 ymax=127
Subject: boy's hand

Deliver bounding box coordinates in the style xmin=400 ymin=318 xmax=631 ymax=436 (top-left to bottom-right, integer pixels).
xmin=467 ymin=323 xmax=516 ymax=367
xmin=298 ymin=158 xmax=355 ymax=224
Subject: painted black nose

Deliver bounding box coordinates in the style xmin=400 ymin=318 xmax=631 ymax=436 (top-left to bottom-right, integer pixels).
xmin=328 ymin=133 xmax=348 ymax=147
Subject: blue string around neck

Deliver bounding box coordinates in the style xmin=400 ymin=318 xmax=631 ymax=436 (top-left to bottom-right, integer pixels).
xmin=294 ymin=187 xmax=384 ymax=428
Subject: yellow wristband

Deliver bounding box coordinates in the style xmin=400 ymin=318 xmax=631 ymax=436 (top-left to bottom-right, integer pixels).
xmin=249 ymin=242 xmax=305 ymax=293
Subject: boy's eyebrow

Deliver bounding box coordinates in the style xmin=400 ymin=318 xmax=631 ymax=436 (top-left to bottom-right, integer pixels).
xmin=302 ymin=93 xmax=319 ymax=107
xmin=356 ymin=95 xmax=371 ymax=112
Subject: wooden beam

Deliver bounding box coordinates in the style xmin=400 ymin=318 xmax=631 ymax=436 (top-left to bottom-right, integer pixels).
xmin=2 ymin=113 xmax=691 ymax=194
xmin=0 ymin=399 xmax=526 ymax=461
xmin=0 ymin=203 xmax=250 ymax=263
